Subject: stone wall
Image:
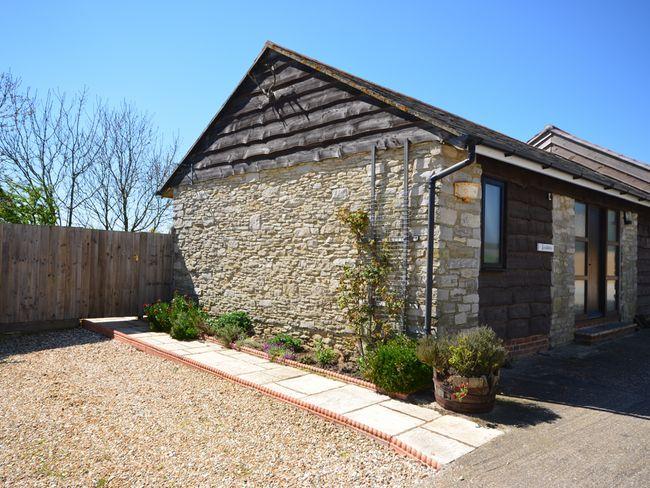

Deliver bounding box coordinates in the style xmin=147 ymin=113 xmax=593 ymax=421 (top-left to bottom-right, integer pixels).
xmin=638 ymin=212 xmax=650 ymax=318
xmin=620 ymin=212 xmax=638 ymax=323
xmin=429 ymin=148 xmax=482 ymax=336
xmin=550 ymin=194 xmax=575 ymax=346
xmin=172 ymin=141 xmax=482 ymax=354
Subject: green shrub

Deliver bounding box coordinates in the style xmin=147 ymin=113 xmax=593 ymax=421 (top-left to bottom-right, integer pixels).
xmin=416 ymin=335 xmax=452 ymax=374
xmin=217 ymin=322 xmax=246 ymax=345
xmin=170 ymin=311 xmax=201 ymax=340
xmin=314 ymin=339 xmax=338 ymax=366
xmin=448 ymin=327 xmax=507 ymax=377
xmin=209 ymin=311 xmax=254 ymax=346
xmin=359 ymin=335 xmax=432 ymax=394
xmin=168 ymin=295 xmax=208 ymax=341
xmin=416 ymin=327 xmax=507 ymax=377
xmin=211 ymin=311 xmax=253 ymax=335
xmin=144 ymin=301 xmax=172 ymax=332
xmin=268 ymin=333 xmax=302 ymax=352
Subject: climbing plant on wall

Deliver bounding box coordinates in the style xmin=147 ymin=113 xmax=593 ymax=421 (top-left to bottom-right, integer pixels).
xmin=336 ymin=207 xmax=403 ymax=356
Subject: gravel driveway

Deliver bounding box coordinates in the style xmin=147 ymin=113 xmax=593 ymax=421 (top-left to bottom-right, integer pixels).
xmin=0 ymin=328 xmax=430 ymax=487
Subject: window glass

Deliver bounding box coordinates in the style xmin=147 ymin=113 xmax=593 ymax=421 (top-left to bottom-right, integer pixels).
xmin=575 ymin=242 xmax=586 ymax=276
xmin=606 ymin=280 xmax=617 ymax=312
xmin=575 ymin=280 xmax=585 ymax=315
xmin=483 ymin=182 xmax=502 ymax=265
xmin=575 ymin=202 xmax=586 ymax=237
xmin=607 ymin=210 xmax=618 ymax=242
xmin=606 ymin=245 xmax=617 ymax=277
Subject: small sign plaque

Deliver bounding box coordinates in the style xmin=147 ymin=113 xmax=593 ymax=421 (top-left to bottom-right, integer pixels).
xmin=537 ymin=243 xmax=554 ymax=253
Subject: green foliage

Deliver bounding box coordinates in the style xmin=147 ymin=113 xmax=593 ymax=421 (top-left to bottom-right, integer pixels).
xmin=0 ymin=182 xmax=58 ymax=225
xmin=144 ymin=301 xmax=172 ymax=332
xmin=235 ymin=337 xmax=262 ymax=350
xmin=336 ymin=208 xmax=403 ymax=354
xmin=416 ymin=327 xmax=507 ymax=377
xmin=211 ymin=311 xmax=253 ymax=335
xmin=266 ymin=345 xmax=296 ymax=362
xmin=359 ymin=335 xmax=432 ymax=394
xmin=213 ymin=321 xmax=245 ymax=346
xmin=268 ymin=333 xmax=302 ymax=352
xmin=169 ymin=314 xmax=201 ymax=341
xmin=169 ymin=295 xmax=207 ymax=341
xmin=448 ymin=327 xmax=507 ymax=377
xmin=314 ymin=339 xmax=338 ymax=366
xmin=416 ymin=334 xmax=452 ymax=373
xmin=209 ymin=311 xmax=254 ymax=347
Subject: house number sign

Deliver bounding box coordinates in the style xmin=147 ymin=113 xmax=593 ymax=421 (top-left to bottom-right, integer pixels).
xmin=537 ymin=243 xmax=554 ymax=253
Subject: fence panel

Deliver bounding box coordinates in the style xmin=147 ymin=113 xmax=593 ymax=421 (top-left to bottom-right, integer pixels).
xmin=0 ymin=223 xmax=173 ymax=331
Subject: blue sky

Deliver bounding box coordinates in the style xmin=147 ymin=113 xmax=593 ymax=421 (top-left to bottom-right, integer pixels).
xmin=2 ymin=0 xmax=649 ymax=163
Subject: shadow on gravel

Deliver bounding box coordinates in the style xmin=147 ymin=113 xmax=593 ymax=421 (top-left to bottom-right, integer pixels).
xmin=0 ymin=327 xmax=107 ymax=363
xmin=498 ymin=329 xmax=650 ymax=420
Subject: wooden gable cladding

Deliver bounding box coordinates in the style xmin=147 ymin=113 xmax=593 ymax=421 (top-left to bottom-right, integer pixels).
xmin=170 ymin=50 xmax=441 ymax=187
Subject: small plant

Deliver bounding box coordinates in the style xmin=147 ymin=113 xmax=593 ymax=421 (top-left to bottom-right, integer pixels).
xmin=451 ymin=382 xmax=469 ymax=401
xmin=216 ymin=322 xmax=246 ymax=346
xmin=209 ymin=311 xmax=254 ymax=347
xmin=144 ymin=301 xmax=172 ymax=332
xmin=235 ymin=337 xmax=262 ymax=350
xmin=212 ymin=311 xmax=254 ymax=335
xmin=168 ymin=294 xmax=208 ymax=341
xmin=336 ymin=207 xmax=403 ymax=356
xmin=314 ymin=339 xmax=338 ymax=366
xmin=263 ymin=343 xmax=296 ymax=361
xmin=416 ymin=327 xmax=507 ymax=378
xmin=358 ymin=335 xmax=432 ymax=394
xmin=416 ymin=334 xmax=452 ymax=374
xmin=170 ymin=311 xmax=201 ymax=341
xmin=268 ymin=333 xmax=302 ymax=352
xmin=448 ymin=327 xmax=507 ymax=378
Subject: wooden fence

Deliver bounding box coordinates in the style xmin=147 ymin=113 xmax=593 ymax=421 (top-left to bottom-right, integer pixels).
xmin=0 ymin=223 xmax=173 ymax=332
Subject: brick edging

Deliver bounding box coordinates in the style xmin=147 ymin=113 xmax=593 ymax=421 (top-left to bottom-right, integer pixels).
xmin=83 ymin=321 xmax=440 ymax=470
xmin=204 ymin=336 xmax=378 ymax=391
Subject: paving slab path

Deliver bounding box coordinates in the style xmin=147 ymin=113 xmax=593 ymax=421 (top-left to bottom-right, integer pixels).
xmin=83 ymin=318 xmax=503 ymax=468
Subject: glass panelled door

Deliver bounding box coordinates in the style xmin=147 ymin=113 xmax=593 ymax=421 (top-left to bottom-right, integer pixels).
xmin=574 ymin=202 xmax=619 ymax=319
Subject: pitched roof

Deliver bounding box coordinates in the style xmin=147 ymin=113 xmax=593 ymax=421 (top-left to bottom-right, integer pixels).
xmin=161 ymin=41 xmax=650 ymax=204
xmin=528 ymin=125 xmax=650 ymax=196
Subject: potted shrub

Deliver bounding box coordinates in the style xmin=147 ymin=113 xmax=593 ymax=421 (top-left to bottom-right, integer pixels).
xmin=359 ymin=335 xmax=432 ymax=398
xmin=417 ymin=327 xmax=507 ymax=413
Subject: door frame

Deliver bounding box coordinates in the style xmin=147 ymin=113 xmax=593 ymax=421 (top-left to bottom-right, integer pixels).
xmin=575 ymin=202 xmax=620 ymax=324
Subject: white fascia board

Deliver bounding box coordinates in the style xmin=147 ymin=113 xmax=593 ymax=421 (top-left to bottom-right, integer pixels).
xmin=476 ymin=144 xmax=650 ymax=209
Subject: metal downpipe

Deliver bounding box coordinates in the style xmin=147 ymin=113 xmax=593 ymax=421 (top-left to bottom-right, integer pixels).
xmin=424 ymin=143 xmax=477 ymax=335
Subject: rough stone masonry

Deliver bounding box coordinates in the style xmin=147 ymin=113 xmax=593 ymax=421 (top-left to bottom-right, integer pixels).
xmin=172 ymin=140 xmax=481 ymax=355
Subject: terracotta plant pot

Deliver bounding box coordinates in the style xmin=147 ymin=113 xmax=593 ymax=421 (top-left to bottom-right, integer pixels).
xmin=433 ymin=371 xmax=499 ymax=414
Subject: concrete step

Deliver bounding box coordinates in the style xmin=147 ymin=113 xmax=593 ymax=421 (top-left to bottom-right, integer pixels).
xmin=574 ymin=322 xmax=639 ymax=345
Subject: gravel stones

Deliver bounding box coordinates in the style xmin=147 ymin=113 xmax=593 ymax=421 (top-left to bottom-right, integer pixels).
xmin=0 ymin=329 xmax=430 ymax=487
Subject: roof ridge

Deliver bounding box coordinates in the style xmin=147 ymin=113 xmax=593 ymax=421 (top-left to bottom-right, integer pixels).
xmin=543 ymin=126 xmax=650 ymax=171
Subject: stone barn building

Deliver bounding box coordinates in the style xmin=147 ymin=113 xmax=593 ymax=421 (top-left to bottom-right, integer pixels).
xmin=160 ymin=42 xmax=650 ymax=356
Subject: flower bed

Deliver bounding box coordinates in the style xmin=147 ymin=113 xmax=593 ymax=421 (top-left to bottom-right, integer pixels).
xmin=204 ymin=335 xmax=378 ymax=391
xmin=144 ymin=295 xmax=435 ymax=400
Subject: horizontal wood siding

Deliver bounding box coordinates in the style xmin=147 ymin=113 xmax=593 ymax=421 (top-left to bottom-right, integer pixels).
xmin=638 ymin=211 xmax=650 ymax=317
xmin=479 ymin=161 xmax=553 ymax=340
xmin=170 ymin=50 xmax=440 ymax=187
xmin=0 ymin=223 xmax=173 ymax=331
